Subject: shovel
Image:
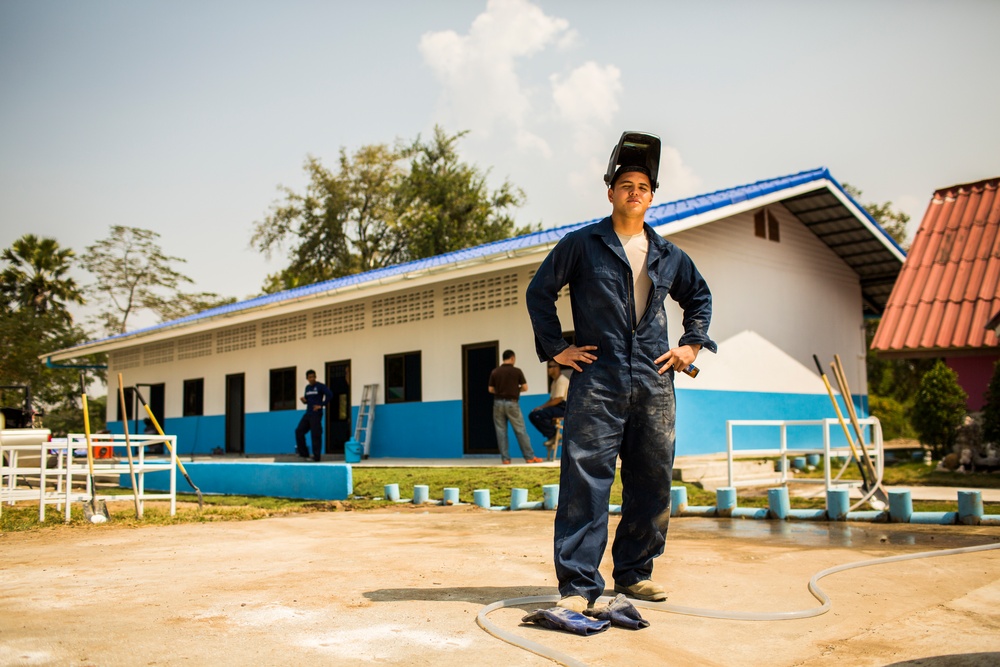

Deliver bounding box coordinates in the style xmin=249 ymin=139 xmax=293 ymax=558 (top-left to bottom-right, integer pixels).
xmin=81 ymin=375 xmax=110 ymax=523
xmin=813 ymin=354 xmax=888 ymax=510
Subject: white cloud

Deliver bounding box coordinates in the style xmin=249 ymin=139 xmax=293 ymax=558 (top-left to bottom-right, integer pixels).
xmin=515 ymin=128 xmax=552 ymax=157
xmin=419 ymin=0 xmax=701 ymax=228
xmin=657 ymin=145 xmax=703 ymax=200
xmin=551 ymin=61 xmax=622 ymax=128
xmin=419 ymin=0 xmax=571 ymax=139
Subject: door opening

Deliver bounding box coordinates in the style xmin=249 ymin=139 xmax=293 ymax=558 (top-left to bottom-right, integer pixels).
xmin=325 ymin=360 xmax=351 ymax=456
xmin=462 ymin=342 xmax=499 ymax=455
xmin=225 ymin=373 xmax=245 ymax=454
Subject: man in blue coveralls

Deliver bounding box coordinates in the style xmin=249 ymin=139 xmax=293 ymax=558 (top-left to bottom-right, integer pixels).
xmin=295 ymin=369 xmax=334 ymax=461
xmin=525 ymin=134 xmax=716 ymax=613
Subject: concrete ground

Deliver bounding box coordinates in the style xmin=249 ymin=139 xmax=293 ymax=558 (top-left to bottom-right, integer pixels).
xmin=1 ymin=505 xmax=999 ymax=666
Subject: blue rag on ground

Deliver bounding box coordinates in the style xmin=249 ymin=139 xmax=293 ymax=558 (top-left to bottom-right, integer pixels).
xmin=520 ymin=607 xmax=611 ymax=636
xmin=584 ymin=593 xmax=650 ymax=630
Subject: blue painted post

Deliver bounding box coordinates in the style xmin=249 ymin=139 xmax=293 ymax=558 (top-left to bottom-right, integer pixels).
xmin=768 ymin=487 xmax=790 ymax=520
xmin=543 ymin=484 xmax=559 ymax=510
xmin=888 ymin=490 xmax=912 ymax=523
xmin=670 ymin=486 xmax=688 ymax=517
xmin=384 ymin=483 xmax=400 ymax=502
xmin=716 ymin=487 xmax=737 ymax=518
xmin=806 ymin=454 xmax=821 ymax=468
xmin=910 ymin=512 xmax=958 ymax=524
xmin=958 ymin=491 xmax=984 ymax=526
xmin=413 ymin=485 xmax=429 ymax=505
xmin=443 ymin=487 xmax=460 ymax=505
xmin=473 ymin=489 xmax=490 ymax=509
xmin=792 ymin=457 xmax=807 ymax=471
xmin=510 ymin=487 xmax=528 ymax=510
xmin=826 ymin=488 xmax=849 ymax=521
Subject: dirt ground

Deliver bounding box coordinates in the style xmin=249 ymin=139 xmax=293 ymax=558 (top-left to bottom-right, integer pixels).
xmin=1 ymin=505 xmax=999 ymax=667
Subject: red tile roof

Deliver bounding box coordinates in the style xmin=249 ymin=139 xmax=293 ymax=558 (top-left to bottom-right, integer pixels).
xmin=872 ymin=177 xmax=1000 ymax=355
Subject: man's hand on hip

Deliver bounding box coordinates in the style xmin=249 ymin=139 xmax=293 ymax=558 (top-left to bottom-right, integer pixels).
xmin=554 ymin=345 xmax=598 ymax=372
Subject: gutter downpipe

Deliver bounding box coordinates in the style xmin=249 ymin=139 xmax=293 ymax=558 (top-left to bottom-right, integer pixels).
xmin=44 ymin=356 xmax=107 ymax=370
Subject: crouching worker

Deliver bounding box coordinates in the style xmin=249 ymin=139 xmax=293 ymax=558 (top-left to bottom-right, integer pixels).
xmin=529 ymin=362 xmax=569 ymax=455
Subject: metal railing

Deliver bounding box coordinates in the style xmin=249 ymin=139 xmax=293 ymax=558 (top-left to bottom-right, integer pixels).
xmin=725 ymin=417 xmax=883 ymax=491
xmin=1 ymin=432 xmax=177 ymax=522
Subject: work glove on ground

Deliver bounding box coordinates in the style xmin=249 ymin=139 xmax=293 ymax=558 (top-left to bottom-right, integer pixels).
xmin=521 ymin=607 xmax=611 ymax=636
xmin=584 ymin=594 xmax=650 ymax=630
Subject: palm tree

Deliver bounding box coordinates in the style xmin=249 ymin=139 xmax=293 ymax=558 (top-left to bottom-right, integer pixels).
xmin=0 ymin=234 xmax=84 ymax=317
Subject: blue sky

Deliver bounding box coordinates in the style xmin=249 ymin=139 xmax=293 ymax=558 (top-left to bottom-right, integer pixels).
xmin=2 ymin=0 xmax=998 ymax=322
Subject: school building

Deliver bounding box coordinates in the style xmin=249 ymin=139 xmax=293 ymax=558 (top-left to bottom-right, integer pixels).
xmin=44 ymin=167 xmax=905 ymax=459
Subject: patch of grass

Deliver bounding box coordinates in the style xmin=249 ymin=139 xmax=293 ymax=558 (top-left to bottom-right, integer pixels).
xmin=3 ymin=464 xmax=996 ymax=533
xmin=882 ymin=462 xmax=1000 ymax=489
xmin=352 ymin=466 xmax=564 ymax=506
xmin=791 ymin=459 xmax=1000 ymax=489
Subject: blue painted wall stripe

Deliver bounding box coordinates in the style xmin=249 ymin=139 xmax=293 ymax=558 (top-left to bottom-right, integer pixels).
xmin=107 ymin=389 xmax=867 ymax=458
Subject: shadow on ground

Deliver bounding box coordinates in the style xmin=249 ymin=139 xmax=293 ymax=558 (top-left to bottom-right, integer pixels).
xmin=885 ymin=654 xmax=1000 ymax=666
xmin=365 ymin=585 xmax=555 ymax=604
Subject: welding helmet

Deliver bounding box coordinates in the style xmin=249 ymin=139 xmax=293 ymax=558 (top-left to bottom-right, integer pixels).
xmin=604 ymin=131 xmax=661 ymax=192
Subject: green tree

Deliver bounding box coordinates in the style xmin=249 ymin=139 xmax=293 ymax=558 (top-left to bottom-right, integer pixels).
xmin=0 ymin=235 xmax=98 ymax=432
xmin=252 ymin=127 xmax=533 ymax=293
xmin=982 ymin=359 xmax=1000 ymax=445
xmin=867 ymin=394 xmax=914 ymax=440
xmin=82 ymin=226 xmax=233 ymax=334
xmin=252 ymin=145 xmax=407 ymax=292
xmin=911 ymin=360 xmax=968 ymax=458
xmin=0 ymin=234 xmax=84 ymax=317
xmin=396 ymin=127 xmax=529 ymax=260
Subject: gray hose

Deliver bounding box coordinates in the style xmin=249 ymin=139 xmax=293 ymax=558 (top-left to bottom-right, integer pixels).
xmin=476 ymin=542 xmax=1000 ymax=666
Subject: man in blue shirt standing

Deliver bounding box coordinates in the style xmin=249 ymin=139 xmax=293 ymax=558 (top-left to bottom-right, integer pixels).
xmin=525 ymin=133 xmax=716 ymax=613
xmin=295 ymin=369 xmax=334 ymax=461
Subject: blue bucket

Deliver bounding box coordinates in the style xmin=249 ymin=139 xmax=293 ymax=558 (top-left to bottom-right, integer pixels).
xmin=344 ymin=439 xmax=362 ymax=463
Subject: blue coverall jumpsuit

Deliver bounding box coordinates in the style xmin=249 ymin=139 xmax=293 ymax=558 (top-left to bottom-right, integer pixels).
xmin=525 ymin=216 xmax=716 ymax=604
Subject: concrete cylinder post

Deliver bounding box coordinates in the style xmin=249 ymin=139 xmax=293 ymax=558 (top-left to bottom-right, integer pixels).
xmin=510 ymin=487 xmax=528 ymax=510
xmin=826 ymin=488 xmax=849 ymax=521
xmin=473 ymin=489 xmax=490 ymax=509
xmin=806 ymin=454 xmax=821 ymax=468
xmin=543 ymin=484 xmax=559 ymax=511
xmin=792 ymin=457 xmax=807 ymax=471
xmin=888 ymin=489 xmax=912 ymax=523
xmin=958 ymin=490 xmax=984 ymax=526
xmin=670 ymin=486 xmax=688 ymax=517
xmin=384 ymin=483 xmax=400 ymax=502
xmin=413 ymin=485 xmax=429 ymax=505
xmin=443 ymin=487 xmax=460 ymax=505
xmin=768 ymin=487 xmax=790 ymax=520
xmin=716 ymin=487 xmax=737 ymax=517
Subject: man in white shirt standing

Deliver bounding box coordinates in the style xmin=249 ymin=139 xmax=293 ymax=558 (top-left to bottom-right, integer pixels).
xmin=529 ymin=362 xmax=570 ymax=452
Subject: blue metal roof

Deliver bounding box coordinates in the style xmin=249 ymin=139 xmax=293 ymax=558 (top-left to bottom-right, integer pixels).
xmin=78 ymin=167 xmax=901 ymax=348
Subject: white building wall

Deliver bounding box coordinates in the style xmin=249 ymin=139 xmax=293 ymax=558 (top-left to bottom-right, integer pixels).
xmin=107 ymin=261 xmax=557 ymax=420
xmin=663 ymin=204 xmax=867 ymax=394
xmin=106 ymin=202 xmax=871 ymax=423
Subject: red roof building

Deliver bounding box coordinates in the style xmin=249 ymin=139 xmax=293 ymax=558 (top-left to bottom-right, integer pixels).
xmin=871 ymin=177 xmax=1000 ymax=410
